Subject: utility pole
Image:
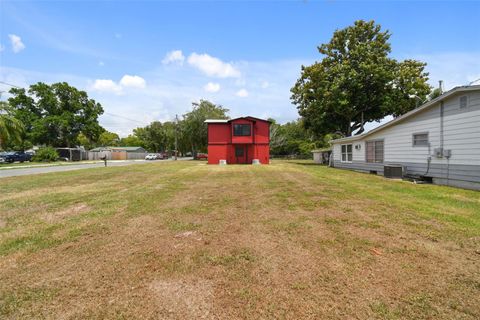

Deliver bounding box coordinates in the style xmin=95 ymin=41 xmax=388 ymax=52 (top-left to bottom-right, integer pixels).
xmin=174 ymin=114 xmax=178 ymax=160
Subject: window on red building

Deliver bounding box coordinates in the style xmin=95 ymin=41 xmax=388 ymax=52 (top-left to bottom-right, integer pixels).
xmin=233 ymin=124 xmax=251 ymax=136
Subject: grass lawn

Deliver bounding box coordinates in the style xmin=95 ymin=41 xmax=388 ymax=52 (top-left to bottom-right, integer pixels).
xmin=1 ymin=160 xmax=479 ymax=319
xmin=0 ymin=160 xmax=104 ymax=170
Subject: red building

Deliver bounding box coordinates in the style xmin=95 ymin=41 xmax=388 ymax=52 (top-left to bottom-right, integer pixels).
xmin=205 ymin=116 xmax=270 ymax=164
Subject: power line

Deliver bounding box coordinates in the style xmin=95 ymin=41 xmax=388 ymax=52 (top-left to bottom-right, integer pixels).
xmin=0 ymin=81 xmax=22 ymax=89
xmin=469 ymin=78 xmax=480 ymax=86
xmin=103 ymin=112 xmax=149 ymax=125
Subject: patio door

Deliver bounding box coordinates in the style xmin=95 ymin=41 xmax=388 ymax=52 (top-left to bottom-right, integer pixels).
xmin=235 ymin=145 xmax=247 ymax=164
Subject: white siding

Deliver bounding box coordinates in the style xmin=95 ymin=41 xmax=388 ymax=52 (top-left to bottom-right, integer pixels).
xmin=333 ymin=141 xmax=365 ymax=162
xmin=443 ymin=91 xmax=480 ymax=165
xmin=357 ymin=91 xmax=480 ymax=166
xmin=333 ymin=144 xmax=341 ymax=161
xmin=353 ymin=141 xmax=365 ymax=162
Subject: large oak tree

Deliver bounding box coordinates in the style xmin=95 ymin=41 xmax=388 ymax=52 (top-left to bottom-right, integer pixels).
xmin=8 ymin=82 xmax=104 ymax=147
xmin=291 ymin=20 xmax=431 ymax=137
xmin=182 ymin=100 xmax=229 ymax=155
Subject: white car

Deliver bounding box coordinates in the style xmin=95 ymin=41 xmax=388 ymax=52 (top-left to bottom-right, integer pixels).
xmin=145 ymin=154 xmax=158 ymax=160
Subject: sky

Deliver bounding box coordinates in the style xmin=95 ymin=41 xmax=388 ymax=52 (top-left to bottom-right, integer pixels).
xmin=1 ymin=0 xmax=479 ymax=137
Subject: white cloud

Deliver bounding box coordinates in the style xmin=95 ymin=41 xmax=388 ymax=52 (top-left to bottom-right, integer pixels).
xmin=236 ymin=88 xmax=249 ymax=97
xmin=92 ymin=79 xmax=123 ymax=94
xmin=1 ymin=59 xmax=308 ymax=137
xmin=204 ymin=82 xmax=220 ymax=93
xmin=98 ymin=61 xmax=105 ymax=67
xmin=6 ymin=50 xmax=480 ymax=140
xmin=91 ymin=75 xmax=146 ymax=95
xmin=261 ymin=81 xmax=270 ymax=89
xmin=8 ymin=34 xmax=25 ymax=53
xmin=187 ymin=53 xmax=241 ymax=78
xmin=120 ymin=75 xmax=146 ymax=89
xmin=162 ymin=50 xmax=185 ymax=65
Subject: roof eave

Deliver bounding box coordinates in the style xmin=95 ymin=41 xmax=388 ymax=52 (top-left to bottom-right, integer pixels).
xmin=204 ymin=119 xmax=229 ymax=123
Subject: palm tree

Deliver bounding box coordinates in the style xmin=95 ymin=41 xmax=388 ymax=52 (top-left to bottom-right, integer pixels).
xmin=0 ymin=102 xmax=24 ymax=149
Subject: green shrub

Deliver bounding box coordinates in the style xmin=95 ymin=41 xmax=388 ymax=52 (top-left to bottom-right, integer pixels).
xmin=33 ymin=147 xmax=59 ymax=162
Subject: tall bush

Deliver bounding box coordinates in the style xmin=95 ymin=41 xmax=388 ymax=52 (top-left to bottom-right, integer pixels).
xmin=33 ymin=147 xmax=59 ymax=162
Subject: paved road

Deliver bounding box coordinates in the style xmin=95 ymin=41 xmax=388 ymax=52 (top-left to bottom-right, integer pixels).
xmin=0 ymin=158 xmax=191 ymax=179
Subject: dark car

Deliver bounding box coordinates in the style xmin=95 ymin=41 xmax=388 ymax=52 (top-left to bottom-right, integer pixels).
xmin=0 ymin=151 xmax=33 ymax=163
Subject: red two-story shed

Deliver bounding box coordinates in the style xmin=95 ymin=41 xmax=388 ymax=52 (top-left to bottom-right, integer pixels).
xmin=205 ymin=116 xmax=270 ymax=164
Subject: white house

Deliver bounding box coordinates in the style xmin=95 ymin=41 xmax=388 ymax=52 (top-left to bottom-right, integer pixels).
xmin=331 ymin=85 xmax=480 ymax=190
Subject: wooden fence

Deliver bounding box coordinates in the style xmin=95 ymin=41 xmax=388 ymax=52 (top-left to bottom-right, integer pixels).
xmin=87 ymin=151 xmax=147 ymax=161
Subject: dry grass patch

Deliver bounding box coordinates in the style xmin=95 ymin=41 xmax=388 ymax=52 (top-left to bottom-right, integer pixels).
xmin=1 ymin=160 xmax=479 ymax=319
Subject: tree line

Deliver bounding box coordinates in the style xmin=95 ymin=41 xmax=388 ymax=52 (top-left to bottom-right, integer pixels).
xmin=106 ymin=100 xmax=230 ymax=156
xmin=0 ymin=83 xmax=312 ymax=157
xmin=0 ymin=87 xmax=232 ymax=156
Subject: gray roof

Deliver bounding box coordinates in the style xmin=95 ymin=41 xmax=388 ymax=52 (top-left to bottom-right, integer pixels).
xmin=332 ymin=85 xmax=480 ymax=144
xmin=115 ymin=147 xmax=145 ymax=152
xmin=312 ymin=148 xmax=332 ymax=153
xmin=90 ymin=146 xmax=145 ymax=152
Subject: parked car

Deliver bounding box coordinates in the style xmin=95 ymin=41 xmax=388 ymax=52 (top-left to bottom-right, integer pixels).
xmin=157 ymin=152 xmax=169 ymax=160
xmin=196 ymin=153 xmax=208 ymax=160
xmin=0 ymin=151 xmax=33 ymax=163
xmin=145 ymin=154 xmax=158 ymax=160
xmin=0 ymin=152 xmax=7 ymax=163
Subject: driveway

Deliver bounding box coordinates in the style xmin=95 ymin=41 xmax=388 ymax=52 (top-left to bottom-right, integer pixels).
xmin=0 ymin=158 xmax=192 ymax=178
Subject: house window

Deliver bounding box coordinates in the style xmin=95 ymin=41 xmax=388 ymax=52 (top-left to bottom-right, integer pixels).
xmin=341 ymin=144 xmax=352 ymax=162
xmin=460 ymin=96 xmax=468 ymax=109
xmin=366 ymin=140 xmax=384 ymax=163
xmin=235 ymin=145 xmax=244 ymax=157
xmin=233 ymin=124 xmax=251 ymax=136
xmin=413 ymin=133 xmax=429 ymax=146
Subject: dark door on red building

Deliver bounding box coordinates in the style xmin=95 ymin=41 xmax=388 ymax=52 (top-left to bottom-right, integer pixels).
xmin=235 ymin=145 xmax=247 ymax=164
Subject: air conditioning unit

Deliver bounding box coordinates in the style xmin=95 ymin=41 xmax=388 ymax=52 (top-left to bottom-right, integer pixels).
xmin=384 ymin=165 xmax=403 ymax=179
xmin=433 ymin=148 xmax=443 ymax=158
xmin=443 ymin=149 xmax=452 ymax=158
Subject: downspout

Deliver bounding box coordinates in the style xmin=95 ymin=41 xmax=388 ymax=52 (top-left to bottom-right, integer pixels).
xmin=423 ymin=143 xmax=431 ymax=176
xmin=440 ymin=101 xmax=444 ymax=151
xmin=440 ymin=100 xmax=446 ymax=184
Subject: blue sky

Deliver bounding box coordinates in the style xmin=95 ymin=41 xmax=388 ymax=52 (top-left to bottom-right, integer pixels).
xmin=1 ymin=0 xmax=479 ymax=136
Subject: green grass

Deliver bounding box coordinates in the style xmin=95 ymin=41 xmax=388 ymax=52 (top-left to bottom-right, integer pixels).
xmin=0 ymin=160 xmax=479 ymax=319
xmin=0 ymin=160 xmax=106 ymax=170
